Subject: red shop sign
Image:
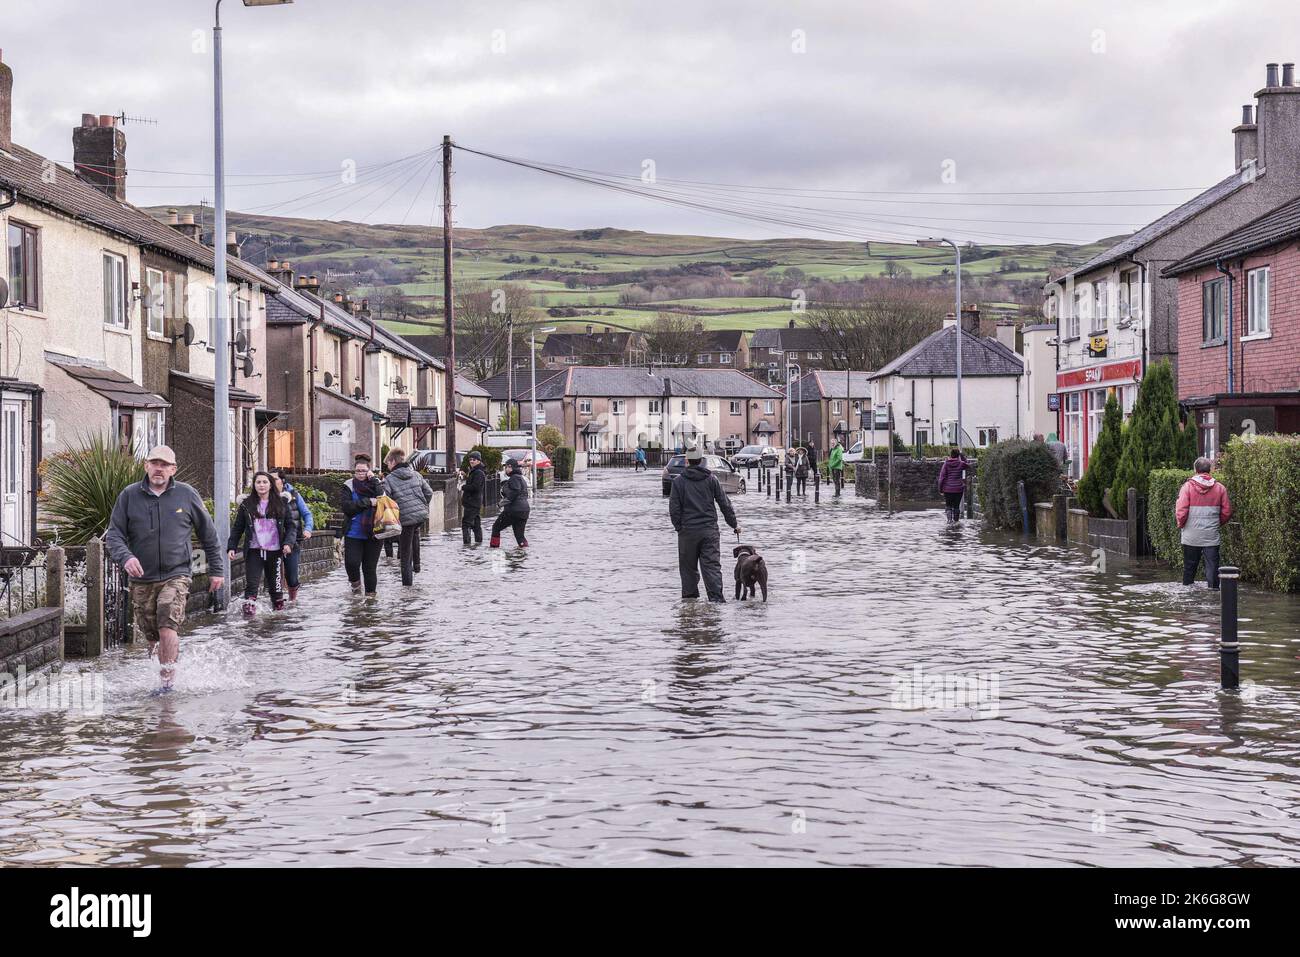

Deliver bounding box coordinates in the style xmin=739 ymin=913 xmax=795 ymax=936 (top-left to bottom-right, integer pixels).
xmin=1056 ymin=358 xmax=1142 ymax=390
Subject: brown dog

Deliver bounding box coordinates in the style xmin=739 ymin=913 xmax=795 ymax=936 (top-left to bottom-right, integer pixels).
xmin=733 ymin=545 xmax=768 ymax=601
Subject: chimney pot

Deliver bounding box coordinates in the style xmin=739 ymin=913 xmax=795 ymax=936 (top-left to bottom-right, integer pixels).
xmin=268 ymin=259 xmax=279 ymax=270
xmin=1285 ymin=63 xmax=1296 ymax=86
xmin=1267 ymin=63 xmax=1280 ymax=87
xmin=180 ymin=212 xmax=195 ymax=225
xmin=98 ymin=114 xmax=114 ymax=128
xmin=166 ymin=208 xmax=179 ymax=225
xmin=81 ymin=113 xmax=97 ymax=128
xmin=1242 ymin=104 xmax=1255 ymax=124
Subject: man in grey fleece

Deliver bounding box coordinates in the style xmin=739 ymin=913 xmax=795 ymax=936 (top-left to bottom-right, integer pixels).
xmin=104 ymin=446 xmax=224 ymax=691
xmin=668 ymin=443 xmax=739 ymax=602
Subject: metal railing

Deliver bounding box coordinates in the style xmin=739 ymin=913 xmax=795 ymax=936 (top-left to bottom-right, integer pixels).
xmin=587 ymin=449 xmax=671 ymax=468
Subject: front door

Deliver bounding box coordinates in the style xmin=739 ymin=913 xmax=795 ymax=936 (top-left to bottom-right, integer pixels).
xmin=1 ymin=400 xmax=26 ymax=546
xmin=320 ymin=418 xmax=354 ymax=470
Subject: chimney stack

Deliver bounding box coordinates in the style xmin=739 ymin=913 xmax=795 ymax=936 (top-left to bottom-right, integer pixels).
xmin=174 ymin=211 xmax=201 ymax=242
xmin=72 ymin=112 xmax=127 ymax=202
xmin=1234 ymin=104 xmax=1259 ymax=169
xmin=1253 ymin=61 xmax=1300 ymax=186
xmin=267 ymin=259 xmax=293 ymax=286
xmin=960 ymin=303 xmax=981 ymax=335
xmin=0 ymin=49 xmax=12 ymax=152
xmin=225 ymin=230 xmax=241 ymax=259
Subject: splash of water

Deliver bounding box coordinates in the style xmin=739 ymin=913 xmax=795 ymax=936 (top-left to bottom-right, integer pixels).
xmin=108 ymin=638 xmax=252 ymax=700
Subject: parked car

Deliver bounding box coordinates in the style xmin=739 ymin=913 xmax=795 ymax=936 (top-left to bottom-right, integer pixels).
xmin=730 ymin=444 xmax=779 ymax=469
xmin=409 ymin=449 xmax=450 ymax=472
xmin=502 ymin=448 xmax=553 ymax=470
xmin=842 ymin=440 xmax=865 ymax=464
xmin=661 ymin=454 xmax=746 ymax=496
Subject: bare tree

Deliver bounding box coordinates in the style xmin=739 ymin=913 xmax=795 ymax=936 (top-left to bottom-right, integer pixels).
xmin=454 ymin=283 xmax=537 ymax=381
xmin=803 ymin=282 xmax=949 ymax=370
xmin=644 ymin=312 xmax=717 ymax=366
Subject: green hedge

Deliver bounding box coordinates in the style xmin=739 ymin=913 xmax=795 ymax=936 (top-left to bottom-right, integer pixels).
xmin=1146 ymin=468 xmax=1193 ymax=567
xmin=552 ymin=446 xmax=575 ymax=481
xmin=1217 ymin=434 xmax=1300 ymax=591
xmin=976 ymin=439 xmax=1060 ymax=530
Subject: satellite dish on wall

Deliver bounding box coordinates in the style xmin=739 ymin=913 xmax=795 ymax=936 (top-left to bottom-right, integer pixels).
xmin=353 ymin=387 xmax=363 ymax=400
xmin=235 ymin=330 xmax=249 ymax=352
xmin=182 ymin=322 xmax=196 ymax=346
xmin=394 ymin=375 xmax=405 ymax=394
xmin=241 ymin=355 xmax=254 ymax=377
xmin=0 ymin=277 xmax=8 ymax=309
xmin=323 ymin=371 xmax=334 ymax=388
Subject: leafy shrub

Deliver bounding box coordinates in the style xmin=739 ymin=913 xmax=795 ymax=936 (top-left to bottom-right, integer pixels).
xmin=468 ymin=445 xmax=502 ymax=473
xmin=976 ymin=439 xmax=1059 ymax=530
xmin=1217 ymin=434 xmax=1300 ymax=590
xmin=552 ymin=446 xmax=575 ymax=481
xmin=295 ymin=485 xmax=334 ymax=531
xmin=1146 ymin=468 xmax=1193 ymax=567
xmin=1110 ymin=361 xmax=1190 ymax=516
xmin=38 ymin=435 xmax=144 ymax=544
xmin=536 ymin=425 xmax=564 ymax=454
xmin=1077 ymin=394 xmax=1123 ymax=516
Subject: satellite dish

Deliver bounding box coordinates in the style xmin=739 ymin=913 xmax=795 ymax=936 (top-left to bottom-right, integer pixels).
xmin=323 ymin=371 xmax=334 ymax=388
xmin=394 ymin=375 xmax=405 ymax=393
xmin=182 ymin=322 xmax=196 ymax=346
xmin=0 ymin=277 xmax=8 ymax=309
xmin=353 ymin=386 xmax=363 ymax=400
xmin=234 ymin=330 xmax=249 ymax=352
xmin=241 ymin=355 xmax=254 ymax=377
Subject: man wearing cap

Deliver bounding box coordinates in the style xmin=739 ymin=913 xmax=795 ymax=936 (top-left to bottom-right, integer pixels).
xmin=459 ymin=450 xmax=488 ymax=545
xmin=105 ymin=446 xmax=225 ymax=692
xmin=668 ymin=442 xmax=738 ymax=602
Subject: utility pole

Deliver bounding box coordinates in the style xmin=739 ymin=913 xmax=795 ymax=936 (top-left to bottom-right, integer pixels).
xmin=442 ymin=134 xmax=456 ymax=471
xmin=506 ymin=314 xmax=513 ymax=428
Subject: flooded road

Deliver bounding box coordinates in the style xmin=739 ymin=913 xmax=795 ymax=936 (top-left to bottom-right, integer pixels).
xmin=3 ymin=469 xmax=1300 ymax=866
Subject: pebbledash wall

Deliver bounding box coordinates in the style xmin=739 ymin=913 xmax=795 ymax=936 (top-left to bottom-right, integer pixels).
xmin=0 ymin=608 xmax=62 ymax=681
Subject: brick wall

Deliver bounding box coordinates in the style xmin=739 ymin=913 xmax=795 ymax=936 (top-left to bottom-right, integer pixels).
xmin=1176 ymin=241 xmax=1300 ymax=399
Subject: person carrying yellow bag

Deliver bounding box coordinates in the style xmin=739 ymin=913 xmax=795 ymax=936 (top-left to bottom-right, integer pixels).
xmin=372 ymin=493 xmax=401 ymax=540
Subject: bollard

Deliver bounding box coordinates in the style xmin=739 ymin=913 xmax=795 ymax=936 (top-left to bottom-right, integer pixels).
xmin=786 ymin=473 xmax=792 ymax=503
xmin=1219 ymin=566 xmax=1240 ymax=690
xmin=814 ymin=470 xmax=820 ymax=503
xmin=1017 ymin=480 xmax=1029 ymax=535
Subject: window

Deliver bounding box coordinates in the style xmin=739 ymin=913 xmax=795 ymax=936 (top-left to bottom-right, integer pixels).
xmin=564 ymin=355 xmax=580 ymax=365
xmin=1119 ymin=268 xmax=1138 ymax=319
xmin=578 ymin=399 xmax=592 ymax=414
xmin=729 ymin=400 xmax=741 ymax=415
xmin=206 ymin=287 xmax=217 ymax=350
xmin=613 ymin=433 xmax=626 ymax=451
xmin=697 ymin=353 xmax=712 ymax=364
xmin=807 ymin=351 xmax=822 ymax=360
xmin=233 ymin=297 xmax=251 ymax=351
xmin=103 ymin=253 xmax=127 ymax=328
xmin=916 ymin=429 xmax=929 ymax=448
xmin=1093 ymin=281 xmax=1109 ymax=330
xmin=145 ymin=267 xmax=166 ymax=336
xmin=331 ymin=338 xmax=341 ymax=382
xmin=1199 ymin=409 xmax=1218 ymax=460
xmin=1087 ymin=389 xmax=1107 ymax=454
xmin=1064 ymin=392 xmax=1083 ymax=478
xmin=7 ymin=221 xmax=39 ymax=309
xmin=611 ymin=399 xmax=625 ymax=414
xmin=697 ymin=400 xmax=708 ymax=414
xmin=648 ymin=399 xmax=661 ymax=414
xmin=720 ymin=353 xmax=733 ymax=365
xmin=1247 ymin=267 xmax=1270 ymax=336
xmin=131 ymin=409 xmax=166 ymax=458
xmin=1202 ymin=279 xmax=1226 ymax=343
xmin=764 ymin=400 xmax=775 ymax=414
xmin=680 ymin=400 xmax=687 ymax=414
xmin=831 ymin=400 xmax=842 ymax=415
xmin=977 ymin=427 xmax=998 ymax=447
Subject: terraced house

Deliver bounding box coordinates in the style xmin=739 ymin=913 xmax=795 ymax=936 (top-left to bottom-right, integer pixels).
xmin=1043 ymin=62 xmax=1300 ymax=477
xmin=520 ymin=367 xmax=784 ymax=455
xmin=0 ymin=53 xmax=272 ymax=543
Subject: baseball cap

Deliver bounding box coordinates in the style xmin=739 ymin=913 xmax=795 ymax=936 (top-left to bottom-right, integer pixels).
xmin=145 ymin=445 xmax=177 ymax=465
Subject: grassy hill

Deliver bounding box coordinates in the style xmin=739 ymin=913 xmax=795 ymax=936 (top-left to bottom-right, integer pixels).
xmin=150 ymin=205 xmax=1121 ymax=337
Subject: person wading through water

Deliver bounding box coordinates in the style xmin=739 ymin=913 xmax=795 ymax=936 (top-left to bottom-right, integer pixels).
xmin=340 ymin=453 xmax=384 ymax=596
xmin=937 ymin=446 xmax=969 ymax=523
xmin=460 ymin=450 xmax=487 ymax=545
xmin=829 ymin=438 xmax=846 ymax=496
xmin=1176 ymin=456 xmax=1233 ymax=589
xmin=272 ymin=472 xmax=313 ymax=602
xmin=382 ymin=448 xmax=433 ymax=586
xmin=104 ymin=445 xmax=224 ymax=693
xmin=668 ymin=442 xmax=738 ymax=602
xmin=227 ymin=470 xmax=299 ymax=615
xmin=490 ymin=457 xmax=530 ymax=548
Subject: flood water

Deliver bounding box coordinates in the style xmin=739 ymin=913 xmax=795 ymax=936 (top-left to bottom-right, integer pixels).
xmin=3 ymin=469 xmax=1300 ymax=866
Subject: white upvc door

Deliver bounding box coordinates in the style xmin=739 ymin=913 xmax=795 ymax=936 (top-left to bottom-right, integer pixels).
xmin=1 ymin=400 xmax=26 ymax=546
xmin=320 ymin=419 xmax=354 ymax=470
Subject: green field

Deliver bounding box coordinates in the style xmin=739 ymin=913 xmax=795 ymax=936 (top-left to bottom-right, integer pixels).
xmin=150 ymin=205 xmax=1115 ymax=339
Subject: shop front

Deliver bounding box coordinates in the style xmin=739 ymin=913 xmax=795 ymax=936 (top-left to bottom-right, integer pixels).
xmin=1055 ymin=358 xmax=1142 ymax=478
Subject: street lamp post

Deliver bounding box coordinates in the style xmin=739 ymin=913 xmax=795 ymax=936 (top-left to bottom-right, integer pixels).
xmin=212 ymin=0 xmax=291 ymax=608
xmin=530 ymin=326 xmax=556 ymax=490
xmin=918 ymin=238 xmax=963 ymax=451
xmin=785 ymin=359 xmax=801 ymax=450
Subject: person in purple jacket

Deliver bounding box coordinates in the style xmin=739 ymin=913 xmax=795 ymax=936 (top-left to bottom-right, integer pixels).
xmin=937 ymin=447 xmax=969 ymax=524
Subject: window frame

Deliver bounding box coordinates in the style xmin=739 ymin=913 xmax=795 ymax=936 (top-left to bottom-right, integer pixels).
xmin=1202 ymin=278 xmax=1226 ymax=344
xmin=102 ymin=252 xmax=128 ymax=329
xmin=7 ymin=220 xmax=41 ymax=310
xmin=697 ymin=400 xmax=708 ymax=414
xmin=1246 ymin=266 xmax=1270 ymax=338
xmin=610 ymin=399 xmax=625 ymax=415
xmin=145 ymin=266 xmax=167 ymax=338
xmin=578 ymin=399 xmax=592 ymax=415
xmin=728 ymin=400 xmax=741 ymax=415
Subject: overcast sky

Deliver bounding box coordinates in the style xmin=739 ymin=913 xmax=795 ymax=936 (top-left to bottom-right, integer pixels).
xmin=4 ymin=0 xmax=1298 ymax=245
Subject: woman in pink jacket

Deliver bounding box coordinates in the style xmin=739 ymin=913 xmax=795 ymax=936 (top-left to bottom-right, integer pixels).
xmin=1175 ymin=457 xmax=1232 ymax=588
xmin=936 ymin=447 xmax=969 ymax=524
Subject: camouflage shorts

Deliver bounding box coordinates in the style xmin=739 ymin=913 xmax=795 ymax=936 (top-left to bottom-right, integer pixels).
xmin=130 ymin=576 xmax=192 ymax=642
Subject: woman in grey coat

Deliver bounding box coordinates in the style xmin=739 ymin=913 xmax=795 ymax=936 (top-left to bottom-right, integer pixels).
xmin=383 ymin=449 xmax=434 ymax=586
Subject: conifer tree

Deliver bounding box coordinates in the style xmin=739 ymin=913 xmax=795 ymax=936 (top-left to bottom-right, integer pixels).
xmin=1110 ymin=360 xmax=1181 ymax=516
xmin=1077 ymin=394 xmax=1123 ymax=516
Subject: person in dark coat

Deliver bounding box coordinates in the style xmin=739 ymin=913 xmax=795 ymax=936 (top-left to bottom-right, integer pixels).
xmin=937 ymin=447 xmax=969 ymax=523
xmin=460 ymin=450 xmax=487 ymax=545
xmin=382 ymin=448 xmax=433 ymax=586
xmin=340 ymin=454 xmax=384 ymax=595
xmin=668 ymin=443 xmax=738 ymax=602
xmin=380 ymin=450 xmax=400 ymax=559
xmin=490 ymin=458 xmax=530 ymax=548
xmin=794 ymin=447 xmax=809 ymax=495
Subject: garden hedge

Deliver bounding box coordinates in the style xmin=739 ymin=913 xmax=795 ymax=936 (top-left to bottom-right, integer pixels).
xmin=1146 ymin=468 xmax=1193 ymax=568
xmin=552 ymin=446 xmax=575 ymax=481
xmin=1217 ymin=434 xmax=1300 ymax=591
xmin=976 ymin=439 xmax=1060 ymax=530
